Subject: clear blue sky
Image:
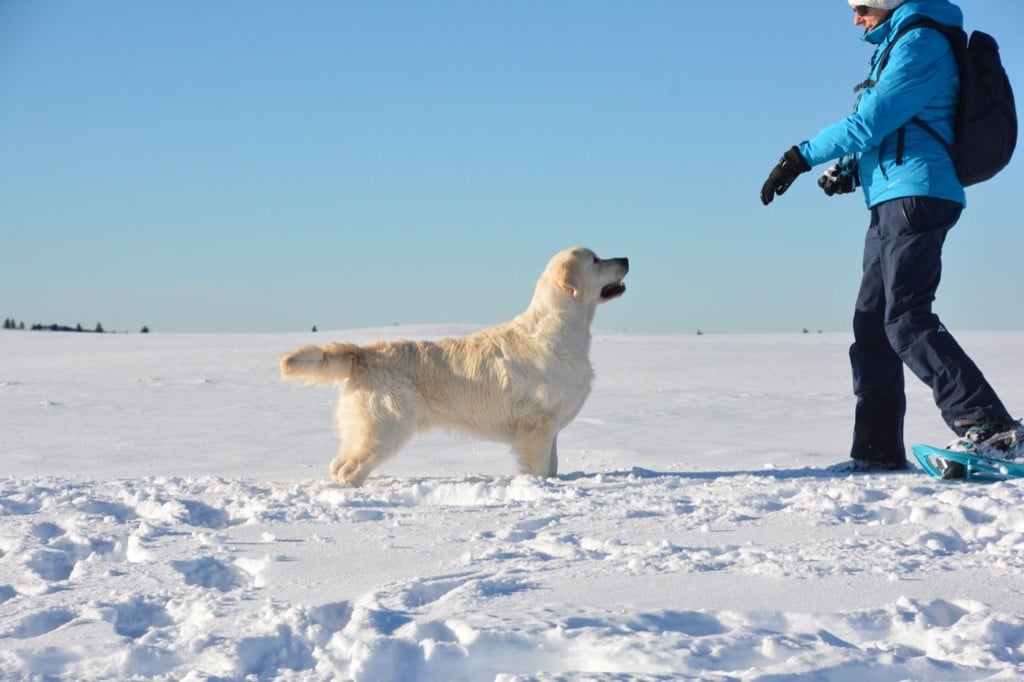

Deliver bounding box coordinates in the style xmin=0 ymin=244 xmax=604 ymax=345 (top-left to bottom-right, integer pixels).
xmin=2 ymin=0 xmax=1022 ymax=334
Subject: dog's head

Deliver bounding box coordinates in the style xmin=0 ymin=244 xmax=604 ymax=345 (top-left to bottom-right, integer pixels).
xmin=534 ymin=247 xmax=629 ymax=315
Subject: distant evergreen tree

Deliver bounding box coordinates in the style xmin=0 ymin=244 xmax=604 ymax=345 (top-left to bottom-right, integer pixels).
xmin=76 ymin=323 xmax=84 ymax=332
xmin=95 ymin=322 xmax=104 ymax=333
xmin=312 ymin=325 xmax=318 ymax=333
xmin=3 ymin=318 xmax=10 ymax=330
xmin=19 ymin=321 xmax=25 ymax=330
xmin=141 ymin=326 xmax=150 ymax=334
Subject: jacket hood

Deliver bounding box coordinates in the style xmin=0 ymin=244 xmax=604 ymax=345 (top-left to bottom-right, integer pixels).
xmin=862 ymin=0 xmax=963 ymax=45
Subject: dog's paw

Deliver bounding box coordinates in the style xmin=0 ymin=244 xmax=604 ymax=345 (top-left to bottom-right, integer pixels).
xmin=331 ymin=457 xmax=369 ymax=488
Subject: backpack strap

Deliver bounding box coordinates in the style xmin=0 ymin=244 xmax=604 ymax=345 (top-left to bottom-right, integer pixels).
xmin=874 ymin=18 xmax=953 ymax=75
xmin=870 ymin=18 xmax=963 ymax=164
xmin=855 ymin=20 xmax=939 ymax=95
xmin=910 ymin=115 xmax=955 ymax=159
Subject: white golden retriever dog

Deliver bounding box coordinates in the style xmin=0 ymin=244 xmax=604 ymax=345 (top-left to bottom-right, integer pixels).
xmin=280 ymin=247 xmax=629 ymax=486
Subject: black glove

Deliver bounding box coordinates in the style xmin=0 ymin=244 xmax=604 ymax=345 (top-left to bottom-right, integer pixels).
xmin=760 ymin=146 xmax=811 ymax=206
xmin=818 ymin=157 xmax=859 ymax=196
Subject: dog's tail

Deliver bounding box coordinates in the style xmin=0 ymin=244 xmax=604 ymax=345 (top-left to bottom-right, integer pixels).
xmin=280 ymin=343 xmax=361 ymax=385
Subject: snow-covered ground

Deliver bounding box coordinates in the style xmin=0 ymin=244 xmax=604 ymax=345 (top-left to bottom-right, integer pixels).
xmin=2 ymin=326 xmax=1023 ymax=680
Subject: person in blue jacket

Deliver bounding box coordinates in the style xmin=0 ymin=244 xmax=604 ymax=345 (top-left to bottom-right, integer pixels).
xmin=759 ymin=0 xmax=1021 ymax=474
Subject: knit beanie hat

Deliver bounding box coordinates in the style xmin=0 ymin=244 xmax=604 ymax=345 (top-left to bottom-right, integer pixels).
xmin=848 ymin=0 xmax=907 ymax=9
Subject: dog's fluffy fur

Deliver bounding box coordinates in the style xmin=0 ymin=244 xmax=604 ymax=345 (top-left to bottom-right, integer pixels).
xmin=280 ymin=247 xmax=628 ymax=486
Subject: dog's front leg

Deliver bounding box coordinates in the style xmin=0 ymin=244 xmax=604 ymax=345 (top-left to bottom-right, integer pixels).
xmin=512 ymin=418 xmax=558 ymax=478
xmin=546 ymin=436 xmax=559 ymax=477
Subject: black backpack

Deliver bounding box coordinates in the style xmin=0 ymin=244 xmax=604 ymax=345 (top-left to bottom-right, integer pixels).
xmin=872 ymin=18 xmax=1017 ymax=186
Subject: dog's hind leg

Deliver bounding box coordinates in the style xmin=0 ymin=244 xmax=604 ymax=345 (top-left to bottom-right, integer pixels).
xmin=512 ymin=417 xmax=558 ymax=478
xmin=330 ymin=419 xmax=415 ymax=486
xmin=330 ymin=443 xmax=377 ymax=487
xmin=330 ymin=398 xmax=418 ymax=487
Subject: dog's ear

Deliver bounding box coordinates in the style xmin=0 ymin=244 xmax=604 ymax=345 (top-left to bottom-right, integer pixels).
xmin=558 ymin=258 xmax=582 ymax=300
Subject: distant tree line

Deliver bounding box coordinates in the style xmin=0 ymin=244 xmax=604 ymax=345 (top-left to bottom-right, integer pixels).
xmin=4 ymin=318 xmax=150 ymax=333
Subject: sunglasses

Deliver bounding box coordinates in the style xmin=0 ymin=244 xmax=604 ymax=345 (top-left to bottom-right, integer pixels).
xmin=853 ymin=5 xmax=871 ymax=16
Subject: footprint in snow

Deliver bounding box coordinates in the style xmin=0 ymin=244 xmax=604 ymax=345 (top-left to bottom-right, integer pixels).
xmin=309 ymin=601 xmax=353 ymax=632
xmin=110 ymin=598 xmax=173 ymax=639
xmin=171 ymin=557 xmax=247 ymax=592
xmin=75 ymin=499 xmax=137 ymax=522
xmin=179 ymin=499 xmax=233 ymax=529
xmin=0 ymin=498 xmax=42 ymax=515
xmin=6 ymin=609 xmax=76 ymax=639
xmin=26 ymin=548 xmax=77 ymax=582
xmin=627 ymin=610 xmax=731 ymax=637
xmin=401 ymin=572 xmax=481 ymax=608
xmin=31 ymin=522 xmax=66 ymax=542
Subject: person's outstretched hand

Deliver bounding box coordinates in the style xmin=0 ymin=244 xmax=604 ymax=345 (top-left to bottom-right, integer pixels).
xmin=761 ymin=146 xmax=811 ymax=205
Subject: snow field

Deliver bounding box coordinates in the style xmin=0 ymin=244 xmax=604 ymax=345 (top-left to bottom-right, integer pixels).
xmin=2 ymin=328 xmax=1023 ymax=679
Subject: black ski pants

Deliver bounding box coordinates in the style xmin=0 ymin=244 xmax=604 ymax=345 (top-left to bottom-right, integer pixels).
xmin=849 ymin=196 xmax=1010 ymax=463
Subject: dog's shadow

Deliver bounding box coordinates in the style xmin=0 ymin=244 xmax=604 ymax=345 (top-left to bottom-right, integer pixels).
xmin=360 ymin=464 xmax=923 ymax=493
xmin=560 ymin=465 xmax=919 ymax=482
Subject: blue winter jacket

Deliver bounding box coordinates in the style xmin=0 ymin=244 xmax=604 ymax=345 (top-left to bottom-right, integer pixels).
xmin=798 ymin=0 xmax=966 ymax=209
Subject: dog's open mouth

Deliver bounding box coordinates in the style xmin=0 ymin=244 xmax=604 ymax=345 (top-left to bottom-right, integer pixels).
xmin=601 ymin=282 xmax=626 ymax=299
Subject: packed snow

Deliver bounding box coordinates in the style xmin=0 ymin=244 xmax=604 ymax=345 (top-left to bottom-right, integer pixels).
xmin=2 ymin=326 xmax=1023 ymax=680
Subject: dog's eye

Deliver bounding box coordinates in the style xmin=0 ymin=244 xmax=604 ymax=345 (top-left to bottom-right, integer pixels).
xmin=593 ymin=256 xmax=599 ymax=264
